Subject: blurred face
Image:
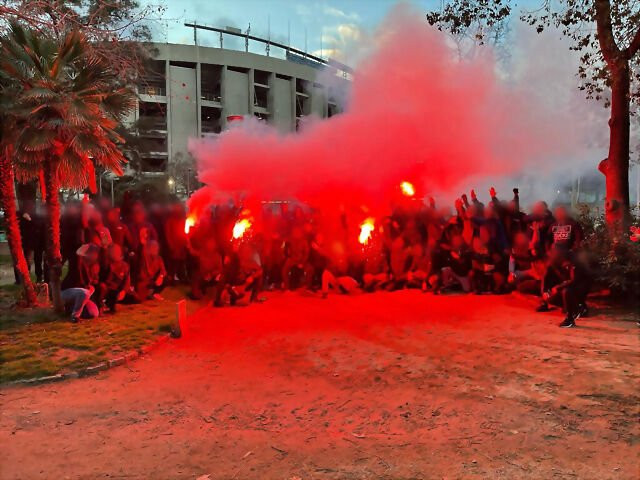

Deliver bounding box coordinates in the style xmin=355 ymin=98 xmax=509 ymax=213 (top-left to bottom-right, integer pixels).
xmin=108 ymin=244 xmax=123 ymax=262
xmin=514 ymin=232 xmax=529 ymax=249
xmin=438 ymin=206 xmax=452 ymax=219
xmin=554 ymin=206 xmax=568 ymax=222
xmin=484 ymin=205 xmax=496 ymax=219
xmin=89 ymin=210 xmax=102 ymax=227
xmin=86 ymin=250 xmax=99 ymax=264
xmin=148 ymin=241 xmax=159 ymax=256
xmin=98 ymin=198 xmax=111 ymax=211
xmin=106 ymin=208 xmax=120 ymax=223
xmin=133 ymin=208 xmax=145 ymax=223
xmin=532 ymin=202 xmax=546 ymax=216
xmin=64 ymin=203 xmax=80 ymax=216
xmin=451 ymin=235 xmax=463 ymax=250
xmin=472 ymin=237 xmax=484 ymax=251
xmin=466 ymin=204 xmax=477 ymax=218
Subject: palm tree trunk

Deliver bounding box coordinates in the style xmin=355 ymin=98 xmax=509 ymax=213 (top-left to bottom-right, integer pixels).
xmin=43 ymin=160 xmax=63 ymax=312
xmin=0 ymin=153 xmax=37 ymax=306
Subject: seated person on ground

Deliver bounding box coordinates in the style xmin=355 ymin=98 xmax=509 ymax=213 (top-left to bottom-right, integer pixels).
xmin=98 ymin=244 xmax=132 ymax=313
xmin=135 ymin=240 xmax=166 ymax=301
xmin=321 ymin=241 xmax=361 ymax=298
xmin=434 ymin=234 xmax=472 ymax=294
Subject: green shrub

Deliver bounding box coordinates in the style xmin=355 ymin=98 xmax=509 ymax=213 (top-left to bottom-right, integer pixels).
xmin=579 ymin=208 xmax=640 ymax=301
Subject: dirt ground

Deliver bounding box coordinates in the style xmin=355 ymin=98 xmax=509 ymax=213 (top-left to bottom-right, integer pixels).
xmin=1 ymin=291 xmax=638 ymax=480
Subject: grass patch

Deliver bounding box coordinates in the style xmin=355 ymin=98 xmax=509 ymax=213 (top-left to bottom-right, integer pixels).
xmin=0 ymin=284 xmax=204 ymax=383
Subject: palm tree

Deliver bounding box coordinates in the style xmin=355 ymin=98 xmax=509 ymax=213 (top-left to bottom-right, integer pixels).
xmin=0 ymin=23 xmax=135 ymax=311
xmin=0 ymin=137 xmax=38 ymax=306
xmin=0 ymin=45 xmax=38 ymax=306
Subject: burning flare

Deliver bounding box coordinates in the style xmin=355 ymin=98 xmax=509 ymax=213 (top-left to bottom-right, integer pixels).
xmin=184 ymin=215 xmax=196 ymax=235
xmin=359 ymin=218 xmax=375 ymax=245
xmin=400 ymin=181 xmax=415 ymax=197
xmin=232 ymin=218 xmax=252 ymax=239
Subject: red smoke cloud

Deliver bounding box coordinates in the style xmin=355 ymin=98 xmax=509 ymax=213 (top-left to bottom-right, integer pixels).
xmin=188 ymin=7 xmax=584 ymax=216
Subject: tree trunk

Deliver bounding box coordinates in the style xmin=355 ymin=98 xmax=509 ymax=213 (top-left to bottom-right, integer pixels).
xmin=0 ymin=153 xmax=37 ymax=306
xmin=43 ymin=160 xmax=63 ymax=312
xmin=598 ymin=59 xmax=631 ymax=233
xmin=594 ymin=0 xmax=636 ymax=235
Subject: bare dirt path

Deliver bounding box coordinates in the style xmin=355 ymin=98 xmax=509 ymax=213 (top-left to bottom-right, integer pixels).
xmin=1 ymin=291 xmax=638 ymax=480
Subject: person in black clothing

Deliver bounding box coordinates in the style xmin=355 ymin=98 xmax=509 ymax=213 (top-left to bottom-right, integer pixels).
xmin=164 ymin=203 xmax=188 ymax=284
xmin=433 ymin=234 xmax=472 ymax=293
xmin=282 ymin=227 xmax=313 ymax=290
xmin=488 ymin=187 xmax=524 ymax=244
xmin=470 ymin=234 xmax=505 ymax=294
xmin=524 ymin=201 xmax=555 ymax=255
xmin=189 ymin=236 xmax=224 ymax=301
xmin=536 ymin=246 xmax=591 ymax=327
xmin=105 ymin=207 xmax=133 ymax=255
xmin=126 ymin=205 xmax=158 ymax=284
xmin=216 ymin=240 xmax=263 ymax=306
xmin=60 ymin=201 xmax=86 ymax=285
xmin=469 ymin=189 xmax=484 ymax=215
xmin=547 ymin=205 xmax=583 ymax=251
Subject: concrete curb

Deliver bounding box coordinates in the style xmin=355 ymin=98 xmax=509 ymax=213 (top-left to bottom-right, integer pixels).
xmin=2 ymin=333 xmax=172 ymax=388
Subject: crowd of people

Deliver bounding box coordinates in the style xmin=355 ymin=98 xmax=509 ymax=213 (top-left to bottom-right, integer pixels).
xmin=15 ymin=186 xmax=591 ymax=328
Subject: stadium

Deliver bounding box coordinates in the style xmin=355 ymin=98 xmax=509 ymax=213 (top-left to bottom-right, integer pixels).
xmin=129 ymin=24 xmax=351 ymax=188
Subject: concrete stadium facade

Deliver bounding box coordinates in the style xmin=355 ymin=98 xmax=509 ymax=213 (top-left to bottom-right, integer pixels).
xmin=131 ymin=42 xmax=347 ymax=176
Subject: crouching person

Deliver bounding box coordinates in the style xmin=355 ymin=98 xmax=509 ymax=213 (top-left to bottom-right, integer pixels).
xmin=433 ymin=235 xmax=472 ymax=294
xmin=61 ymin=286 xmax=99 ymax=323
xmin=217 ymin=241 xmax=263 ymax=306
xmin=61 ymin=243 xmax=101 ymax=322
xmin=98 ymin=244 xmax=132 ymax=313
xmin=189 ymin=238 xmax=224 ymax=301
xmin=135 ymin=240 xmax=166 ymax=301
xmin=362 ymin=240 xmax=389 ymax=292
xmin=536 ymin=246 xmax=591 ymax=328
xmin=321 ymin=241 xmax=360 ymax=298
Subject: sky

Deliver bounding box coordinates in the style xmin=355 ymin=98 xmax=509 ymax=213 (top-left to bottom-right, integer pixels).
xmin=146 ymin=0 xmax=442 ymax=62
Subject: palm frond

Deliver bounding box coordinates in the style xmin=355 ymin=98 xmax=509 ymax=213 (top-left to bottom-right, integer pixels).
xmin=17 ymin=127 xmax=56 ymax=152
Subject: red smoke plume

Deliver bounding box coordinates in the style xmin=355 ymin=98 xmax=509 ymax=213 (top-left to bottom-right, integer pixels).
xmin=188 ymin=7 xmax=586 ymax=217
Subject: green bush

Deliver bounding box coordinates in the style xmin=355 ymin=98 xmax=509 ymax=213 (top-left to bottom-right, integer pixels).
xmin=579 ymin=208 xmax=640 ymax=301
